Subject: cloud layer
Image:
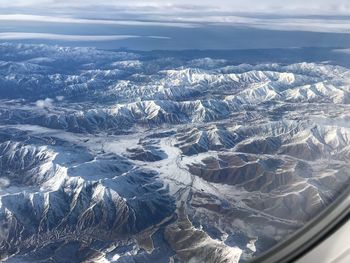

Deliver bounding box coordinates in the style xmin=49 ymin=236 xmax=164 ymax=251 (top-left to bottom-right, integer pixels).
xmin=0 ymin=32 xmax=170 ymax=41
xmin=0 ymin=0 xmax=349 ymax=50
xmin=1 ymin=13 xmax=350 ymax=34
xmin=1 ymin=0 xmax=350 ymax=15
xmin=0 ymin=14 xmax=197 ymax=28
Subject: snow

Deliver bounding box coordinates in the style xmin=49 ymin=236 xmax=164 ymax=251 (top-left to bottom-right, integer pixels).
xmin=1 ymin=43 xmax=350 ymax=262
xmin=111 ymin=254 xmax=121 ymax=261
xmin=247 ymin=239 xmax=257 ymax=253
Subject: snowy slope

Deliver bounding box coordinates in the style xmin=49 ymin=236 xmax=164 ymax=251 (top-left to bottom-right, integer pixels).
xmin=0 ymin=44 xmax=349 ymax=263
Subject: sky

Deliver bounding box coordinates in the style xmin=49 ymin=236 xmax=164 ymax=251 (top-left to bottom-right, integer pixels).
xmin=1 ymin=0 xmax=350 ymax=15
xmin=0 ymin=0 xmax=350 ymax=50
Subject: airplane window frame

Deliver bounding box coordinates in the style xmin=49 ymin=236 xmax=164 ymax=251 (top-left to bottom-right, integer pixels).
xmin=252 ymin=185 xmax=350 ymax=263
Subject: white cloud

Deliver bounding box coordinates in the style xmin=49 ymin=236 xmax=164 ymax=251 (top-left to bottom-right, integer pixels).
xmin=2 ymin=13 xmax=350 ymax=34
xmin=333 ymin=49 xmax=350 ymax=54
xmin=176 ymin=16 xmax=350 ymax=34
xmin=1 ymin=0 xmax=350 ymax=16
xmin=0 ymin=177 xmax=10 ymax=188
xmin=0 ymin=32 xmax=170 ymax=41
xmin=248 ymin=18 xmax=350 ymax=34
xmin=1 ymin=1 xmax=350 ymax=35
xmin=0 ymin=14 xmax=197 ymax=28
xmin=36 ymin=98 xmax=54 ymax=108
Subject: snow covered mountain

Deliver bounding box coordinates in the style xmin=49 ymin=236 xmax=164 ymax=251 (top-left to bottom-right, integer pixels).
xmin=0 ymin=43 xmax=349 ymax=263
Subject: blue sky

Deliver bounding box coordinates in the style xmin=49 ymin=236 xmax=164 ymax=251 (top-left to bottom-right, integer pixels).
xmin=0 ymin=0 xmax=350 ymax=50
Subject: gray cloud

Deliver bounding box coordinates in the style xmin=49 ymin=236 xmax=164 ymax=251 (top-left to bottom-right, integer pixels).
xmin=171 ymin=15 xmax=350 ymax=34
xmin=0 ymin=32 xmax=170 ymax=41
xmin=1 ymin=0 xmax=350 ymax=50
xmin=0 ymin=14 xmax=197 ymax=28
xmin=1 ymin=0 xmax=350 ymax=16
xmin=2 ymin=13 xmax=350 ymax=34
xmin=1 ymin=0 xmax=350 ymax=35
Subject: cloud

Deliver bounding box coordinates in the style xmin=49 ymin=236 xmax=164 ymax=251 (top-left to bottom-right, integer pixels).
xmin=248 ymin=18 xmax=350 ymax=33
xmin=0 ymin=177 xmax=10 ymax=188
xmin=0 ymin=32 xmax=170 ymax=41
xmin=333 ymin=49 xmax=350 ymax=54
xmin=35 ymin=98 xmax=54 ymax=108
xmin=56 ymin=96 xmax=65 ymax=101
xmin=1 ymin=1 xmax=350 ymax=38
xmin=36 ymin=97 xmax=68 ymax=109
xmin=2 ymin=12 xmax=350 ymax=34
xmin=0 ymin=14 xmax=197 ymax=28
xmin=1 ymin=0 xmax=350 ymax=16
xmin=178 ymin=16 xmax=350 ymax=34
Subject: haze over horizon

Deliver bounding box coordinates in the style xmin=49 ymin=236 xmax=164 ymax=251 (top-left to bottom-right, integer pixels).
xmin=1 ymin=0 xmax=350 ymax=50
